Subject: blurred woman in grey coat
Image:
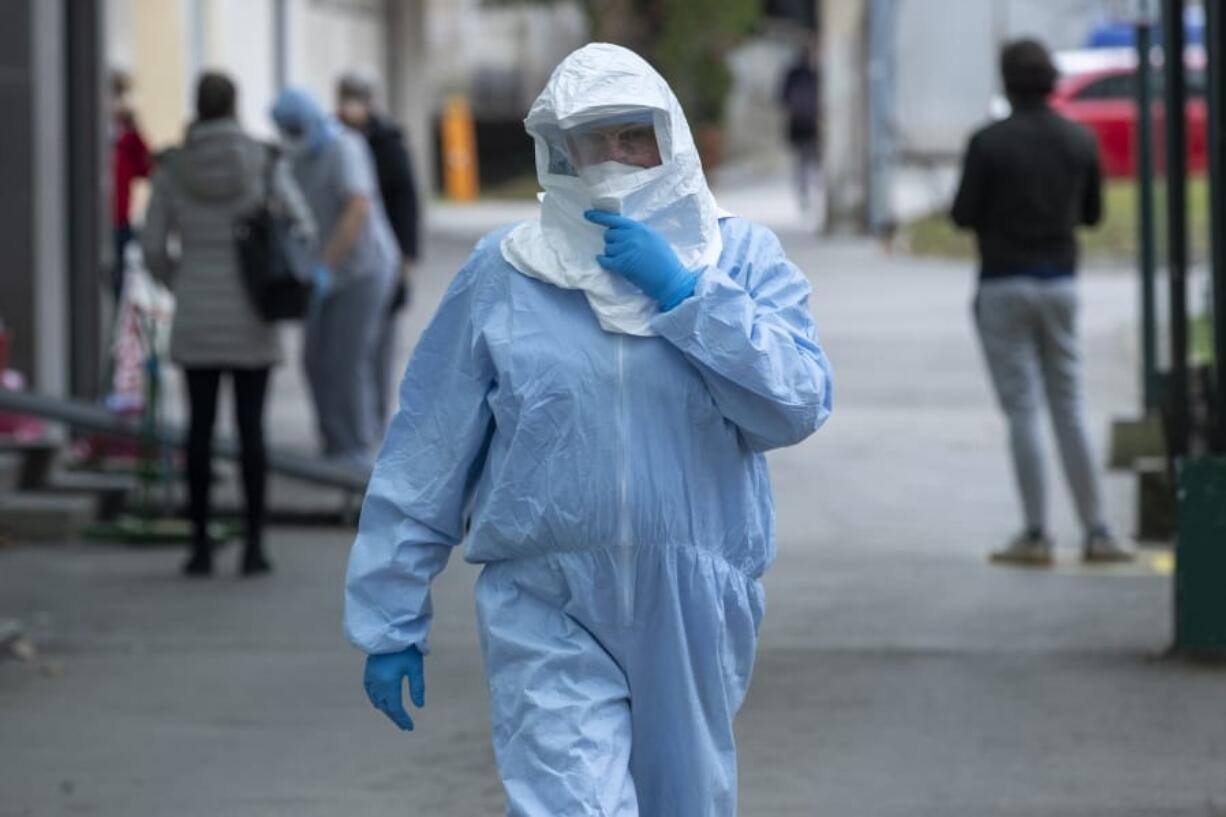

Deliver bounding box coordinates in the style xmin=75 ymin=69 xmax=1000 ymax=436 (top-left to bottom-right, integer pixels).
xmin=142 ymin=72 xmax=315 ymax=577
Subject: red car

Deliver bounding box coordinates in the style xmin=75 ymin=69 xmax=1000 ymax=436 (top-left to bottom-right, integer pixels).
xmin=1048 ymin=48 xmax=1207 ymax=178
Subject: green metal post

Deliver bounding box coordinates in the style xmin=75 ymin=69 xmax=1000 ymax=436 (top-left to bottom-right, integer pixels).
xmin=1174 ymin=0 xmax=1226 ymax=657
xmin=1162 ymin=0 xmax=1190 ymax=458
xmin=1176 ymin=459 xmax=1226 ymax=653
xmin=1210 ymin=0 xmax=1226 ymax=453
xmin=1136 ymin=19 xmax=1159 ymax=414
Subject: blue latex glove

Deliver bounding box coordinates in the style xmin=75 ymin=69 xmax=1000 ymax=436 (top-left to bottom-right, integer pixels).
xmin=363 ymin=646 xmax=425 ymax=731
xmin=311 ymin=263 xmax=335 ymax=301
xmin=584 ymin=210 xmax=700 ymax=311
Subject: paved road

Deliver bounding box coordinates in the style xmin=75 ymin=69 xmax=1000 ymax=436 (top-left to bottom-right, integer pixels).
xmin=2 ymin=201 xmax=1224 ymax=816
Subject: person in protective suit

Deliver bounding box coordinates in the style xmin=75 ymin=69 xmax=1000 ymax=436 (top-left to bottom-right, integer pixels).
xmin=344 ymin=43 xmax=834 ymax=816
xmin=270 ymin=88 xmax=399 ymax=467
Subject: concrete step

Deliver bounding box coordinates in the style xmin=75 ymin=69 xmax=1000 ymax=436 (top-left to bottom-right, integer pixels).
xmin=0 ymin=451 xmax=21 ymax=491
xmin=46 ymin=471 xmax=138 ymax=522
xmin=0 ymin=438 xmax=60 ymax=489
xmin=0 ymin=491 xmax=94 ymax=542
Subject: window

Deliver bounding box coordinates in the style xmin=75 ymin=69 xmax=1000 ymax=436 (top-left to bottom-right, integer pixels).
xmin=1073 ymin=68 xmax=1206 ymax=102
xmin=1074 ymin=73 xmax=1137 ymax=101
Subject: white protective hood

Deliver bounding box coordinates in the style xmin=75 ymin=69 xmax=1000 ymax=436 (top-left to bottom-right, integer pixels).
xmin=500 ymin=43 xmax=724 ymax=337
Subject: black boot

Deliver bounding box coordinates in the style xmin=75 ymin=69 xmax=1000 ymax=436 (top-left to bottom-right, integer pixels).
xmin=182 ymin=545 xmax=213 ymax=577
xmin=240 ymin=535 xmax=272 ymax=577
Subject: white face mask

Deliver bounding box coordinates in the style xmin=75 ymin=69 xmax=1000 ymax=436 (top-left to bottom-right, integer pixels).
xmin=579 ymin=160 xmax=645 ymax=184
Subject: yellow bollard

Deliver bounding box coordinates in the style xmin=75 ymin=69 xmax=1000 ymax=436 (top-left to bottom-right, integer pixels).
xmin=441 ymin=94 xmax=479 ymax=201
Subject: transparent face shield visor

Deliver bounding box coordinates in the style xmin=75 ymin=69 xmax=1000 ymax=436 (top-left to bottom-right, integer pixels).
xmin=536 ymin=110 xmax=665 ymax=178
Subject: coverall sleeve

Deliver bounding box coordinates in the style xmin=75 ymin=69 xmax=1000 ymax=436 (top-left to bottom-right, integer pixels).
xmin=951 ymin=132 xmax=987 ymax=229
xmin=139 ymin=169 xmax=176 ymax=286
xmin=344 ymin=258 xmax=496 ymax=655
xmin=652 ymin=225 xmax=833 ymax=452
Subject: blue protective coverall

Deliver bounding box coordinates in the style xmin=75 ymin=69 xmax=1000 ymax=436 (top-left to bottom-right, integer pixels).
xmin=344 ymin=212 xmax=833 ymax=815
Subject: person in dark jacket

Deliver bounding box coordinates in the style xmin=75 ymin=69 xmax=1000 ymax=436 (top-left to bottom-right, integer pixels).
xmin=952 ymin=38 xmax=1131 ymax=566
xmin=779 ymin=46 xmax=821 ymax=215
xmin=336 ymin=72 xmax=420 ymax=428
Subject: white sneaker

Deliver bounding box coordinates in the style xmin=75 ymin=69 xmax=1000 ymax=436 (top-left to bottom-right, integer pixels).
xmin=1083 ymin=530 xmax=1135 ymax=564
xmin=990 ymin=531 xmax=1055 ymax=566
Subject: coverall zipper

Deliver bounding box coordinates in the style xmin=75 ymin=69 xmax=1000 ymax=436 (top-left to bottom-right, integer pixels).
xmin=616 ymin=334 xmax=634 ymax=626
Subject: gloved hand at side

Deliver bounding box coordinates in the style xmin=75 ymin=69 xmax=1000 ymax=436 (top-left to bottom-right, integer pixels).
xmin=311 ymin=262 xmax=335 ymax=302
xmin=363 ymin=645 xmax=425 ymax=731
xmin=585 ymin=210 xmax=700 ymax=311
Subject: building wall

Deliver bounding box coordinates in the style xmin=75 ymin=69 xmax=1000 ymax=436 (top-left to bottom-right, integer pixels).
xmin=103 ymin=0 xmax=434 ymax=203
xmin=0 ymin=1 xmax=71 ymax=395
xmin=823 ymin=0 xmax=1155 ymax=228
xmin=107 ymin=0 xmax=389 ymax=146
xmin=207 ymin=0 xmax=278 ymax=139
xmin=893 ymin=0 xmax=1131 ymax=160
xmin=0 ymin=1 xmax=40 ymax=384
xmin=31 ymin=0 xmax=69 ymax=398
xmin=427 ymin=0 xmax=588 ymax=118
xmin=289 ymin=0 xmax=388 ymax=112
xmin=106 ymin=0 xmax=193 ymax=149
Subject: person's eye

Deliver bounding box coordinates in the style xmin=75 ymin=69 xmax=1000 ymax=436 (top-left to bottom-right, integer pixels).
xmin=619 ymin=127 xmax=654 ymax=148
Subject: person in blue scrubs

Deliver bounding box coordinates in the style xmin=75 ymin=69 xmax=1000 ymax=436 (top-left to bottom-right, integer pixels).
xmin=271 ymin=88 xmax=399 ymax=468
xmin=345 ymin=44 xmax=833 ymax=816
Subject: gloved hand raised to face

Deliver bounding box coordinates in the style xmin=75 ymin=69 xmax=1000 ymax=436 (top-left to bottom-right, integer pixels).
xmin=585 ymin=210 xmax=701 ymax=311
xmin=363 ymin=645 xmax=425 ymax=731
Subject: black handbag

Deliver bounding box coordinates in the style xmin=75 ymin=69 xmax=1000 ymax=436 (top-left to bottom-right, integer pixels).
xmin=233 ymin=146 xmax=313 ymax=321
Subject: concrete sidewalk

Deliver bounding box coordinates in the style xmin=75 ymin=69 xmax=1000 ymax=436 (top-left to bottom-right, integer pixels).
xmin=2 ymin=210 xmax=1225 ymax=816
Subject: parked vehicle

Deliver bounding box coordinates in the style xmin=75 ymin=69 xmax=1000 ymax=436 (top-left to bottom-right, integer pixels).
xmin=1048 ymin=47 xmax=1207 ymax=178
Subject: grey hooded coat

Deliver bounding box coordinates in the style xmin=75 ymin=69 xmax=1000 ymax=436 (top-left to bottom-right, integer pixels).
xmin=141 ymin=119 xmax=316 ymax=368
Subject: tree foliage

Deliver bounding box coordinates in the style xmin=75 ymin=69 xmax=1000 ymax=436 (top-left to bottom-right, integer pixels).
xmin=483 ymin=0 xmax=761 ymax=125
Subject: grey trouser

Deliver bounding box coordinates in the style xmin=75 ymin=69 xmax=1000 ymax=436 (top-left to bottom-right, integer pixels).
xmin=974 ymin=277 xmax=1105 ymax=534
xmin=373 ymin=295 xmax=398 ymax=431
xmin=303 ymin=272 xmax=393 ymax=462
xmin=792 ymin=138 xmax=820 ymax=211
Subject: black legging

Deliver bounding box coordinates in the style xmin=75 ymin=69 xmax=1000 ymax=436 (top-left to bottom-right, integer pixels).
xmin=184 ymin=367 xmax=270 ymax=554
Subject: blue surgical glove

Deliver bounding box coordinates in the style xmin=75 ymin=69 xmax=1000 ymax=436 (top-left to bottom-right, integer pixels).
xmin=363 ymin=645 xmax=425 ymax=731
xmin=311 ymin=263 xmax=335 ymax=301
xmin=584 ymin=210 xmax=700 ymax=311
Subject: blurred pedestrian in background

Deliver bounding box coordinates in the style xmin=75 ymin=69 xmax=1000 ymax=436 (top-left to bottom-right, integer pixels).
xmin=336 ymin=71 xmax=421 ymax=428
xmin=142 ymin=72 xmax=316 ymax=577
xmin=346 ymin=43 xmax=833 ymax=817
xmin=271 ymin=88 xmax=399 ymax=468
xmin=779 ymin=44 xmax=822 ymax=219
xmin=951 ymin=39 xmax=1132 ymax=566
xmin=110 ymin=68 xmax=153 ymax=303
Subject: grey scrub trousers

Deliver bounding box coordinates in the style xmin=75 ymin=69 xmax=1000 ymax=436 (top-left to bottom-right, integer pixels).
xmin=291 ymin=130 xmax=401 ymax=462
xmin=304 ymin=272 xmax=394 ymax=462
xmin=974 ymin=276 xmax=1106 ymax=534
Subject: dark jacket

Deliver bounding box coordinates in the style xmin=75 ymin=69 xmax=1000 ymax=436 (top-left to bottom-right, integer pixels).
xmin=951 ymin=104 xmax=1102 ymax=280
xmin=780 ymin=61 xmax=820 ymax=147
xmin=362 ymin=114 xmax=420 ymax=262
